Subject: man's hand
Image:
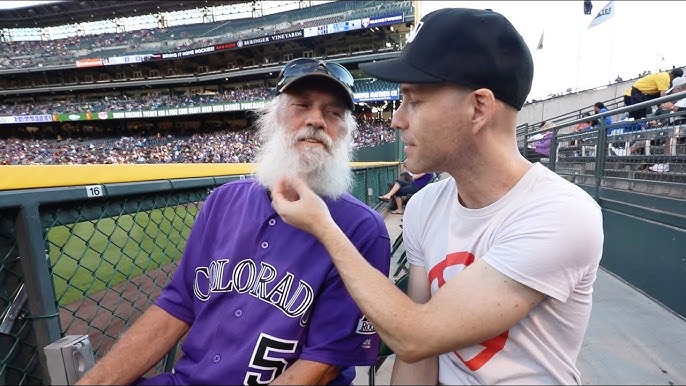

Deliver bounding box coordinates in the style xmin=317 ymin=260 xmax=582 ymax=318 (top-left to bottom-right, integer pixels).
xmin=271 ymin=176 xmax=335 ymax=237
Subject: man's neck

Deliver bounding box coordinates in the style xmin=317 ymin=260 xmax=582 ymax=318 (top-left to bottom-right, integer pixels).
xmin=448 ymin=150 xmax=533 ymax=210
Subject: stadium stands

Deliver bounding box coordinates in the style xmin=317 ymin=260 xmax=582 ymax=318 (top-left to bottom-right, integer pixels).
xmin=0 ymin=0 xmax=413 ymax=70
xmin=0 ymin=118 xmax=396 ymax=165
xmin=522 ymin=92 xmax=686 ymax=190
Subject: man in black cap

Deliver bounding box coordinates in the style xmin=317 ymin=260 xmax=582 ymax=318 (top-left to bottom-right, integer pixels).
xmin=77 ymin=59 xmax=391 ymax=386
xmin=272 ymin=8 xmax=604 ymax=385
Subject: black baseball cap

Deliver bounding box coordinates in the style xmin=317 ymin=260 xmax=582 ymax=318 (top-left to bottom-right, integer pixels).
xmin=359 ymin=8 xmax=534 ymax=110
xmin=276 ymin=58 xmax=356 ymax=110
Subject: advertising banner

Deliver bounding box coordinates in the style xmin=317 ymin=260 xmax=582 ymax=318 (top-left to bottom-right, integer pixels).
xmin=0 ymin=103 xmax=269 ymax=125
xmin=304 ymin=20 xmax=362 ymax=38
xmin=75 ymin=58 xmax=104 ymax=68
xmin=354 ymin=90 xmax=400 ymax=103
xmin=0 ymin=114 xmax=53 ymax=125
xmin=109 ymin=101 xmax=267 ymax=120
xmin=236 ymin=30 xmax=304 ymax=48
xmin=104 ymin=54 xmax=156 ymax=66
xmin=53 ymin=111 xmax=113 ymax=122
xmin=159 ymin=45 xmax=217 ymax=60
xmin=360 ymin=12 xmax=405 ymax=29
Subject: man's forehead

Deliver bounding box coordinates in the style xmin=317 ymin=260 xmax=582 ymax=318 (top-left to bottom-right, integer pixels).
xmin=285 ymin=87 xmax=348 ymax=108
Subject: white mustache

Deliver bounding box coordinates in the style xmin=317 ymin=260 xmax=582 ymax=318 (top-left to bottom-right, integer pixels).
xmin=292 ymin=128 xmax=334 ymax=152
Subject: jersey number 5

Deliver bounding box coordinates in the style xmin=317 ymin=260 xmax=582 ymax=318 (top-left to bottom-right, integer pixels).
xmin=244 ymin=332 xmax=298 ymax=385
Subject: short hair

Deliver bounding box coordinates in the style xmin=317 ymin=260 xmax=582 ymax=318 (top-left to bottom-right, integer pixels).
xmin=594 ymin=102 xmax=606 ymax=110
xmin=539 ymin=121 xmax=556 ymax=130
xmin=670 ymin=68 xmax=683 ymax=78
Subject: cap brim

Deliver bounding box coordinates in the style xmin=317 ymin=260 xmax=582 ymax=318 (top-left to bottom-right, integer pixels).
xmin=278 ymin=73 xmax=354 ymax=110
xmin=359 ymin=57 xmax=444 ymax=84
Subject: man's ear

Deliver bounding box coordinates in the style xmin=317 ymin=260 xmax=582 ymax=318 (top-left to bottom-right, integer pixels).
xmin=470 ymin=88 xmax=496 ymax=134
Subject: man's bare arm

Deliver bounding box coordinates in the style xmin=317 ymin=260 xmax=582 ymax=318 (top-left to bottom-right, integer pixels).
xmin=271 ymin=359 xmax=338 ymax=385
xmin=271 ymin=177 xmax=545 ymax=363
xmin=391 ymin=265 xmax=438 ymax=385
xmin=76 ymin=305 xmax=189 ymax=385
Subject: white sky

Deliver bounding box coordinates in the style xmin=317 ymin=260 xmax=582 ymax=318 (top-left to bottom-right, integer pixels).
xmin=0 ymin=1 xmax=60 ymax=10
xmin=419 ymin=1 xmax=686 ymax=101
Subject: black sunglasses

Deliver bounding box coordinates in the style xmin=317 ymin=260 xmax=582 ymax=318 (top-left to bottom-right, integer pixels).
xmin=277 ymin=58 xmax=354 ymax=91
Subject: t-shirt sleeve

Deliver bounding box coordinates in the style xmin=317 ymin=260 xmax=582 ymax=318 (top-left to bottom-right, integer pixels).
xmin=298 ymin=220 xmax=391 ymax=367
xmin=154 ymin=191 xmax=216 ymax=324
xmin=481 ymin=194 xmax=603 ymax=302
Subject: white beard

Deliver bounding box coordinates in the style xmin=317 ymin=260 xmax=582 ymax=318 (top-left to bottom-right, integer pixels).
xmin=255 ymin=122 xmax=354 ymax=199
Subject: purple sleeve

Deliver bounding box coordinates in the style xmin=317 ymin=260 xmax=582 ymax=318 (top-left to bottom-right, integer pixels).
xmin=154 ymin=191 xmax=216 ymax=324
xmin=298 ymin=230 xmax=391 ymax=367
xmin=414 ymin=173 xmax=434 ymax=189
xmin=534 ymin=132 xmax=552 ymax=155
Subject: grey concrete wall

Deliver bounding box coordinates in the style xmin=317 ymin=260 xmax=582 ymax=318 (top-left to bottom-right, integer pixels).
xmin=517 ymin=80 xmax=635 ymax=127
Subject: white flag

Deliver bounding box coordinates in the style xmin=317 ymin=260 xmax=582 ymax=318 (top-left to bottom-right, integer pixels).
xmin=588 ymin=0 xmax=614 ymax=28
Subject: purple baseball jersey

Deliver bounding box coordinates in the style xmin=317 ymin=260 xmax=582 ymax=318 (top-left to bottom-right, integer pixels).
xmin=137 ymin=179 xmax=390 ymax=385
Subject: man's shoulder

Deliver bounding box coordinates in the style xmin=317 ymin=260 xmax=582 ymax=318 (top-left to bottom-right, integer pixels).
xmin=525 ymin=165 xmax=600 ymax=216
xmin=202 ymin=178 xmax=266 ymax=211
xmin=211 ymin=178 xmax=263 ymax=197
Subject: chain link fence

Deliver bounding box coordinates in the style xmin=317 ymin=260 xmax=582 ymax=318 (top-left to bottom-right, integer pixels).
xmin=0 ymin=164 xmax=398 ymax=385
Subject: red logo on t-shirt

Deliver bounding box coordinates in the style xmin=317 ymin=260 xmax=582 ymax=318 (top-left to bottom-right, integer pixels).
xmin=428 ymin=251 xmax=509 ymax=372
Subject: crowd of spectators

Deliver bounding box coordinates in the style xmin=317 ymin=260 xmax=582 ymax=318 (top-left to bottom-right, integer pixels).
xmin=0 ymin=39 xmax=76 ymax=68
xmin=0 ymin=87 xmax=273 ymax=116
xmin=0 ymin=118 xmax=396 ymax=165
xmin=0 ymin=0 xmax=409 ymax=70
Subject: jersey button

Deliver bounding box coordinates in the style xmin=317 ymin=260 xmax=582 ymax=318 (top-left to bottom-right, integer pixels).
xmin=212 ymin=354 xmax=221 ymax=363
xmin=234 ymin=309 xmax=243 ymax=317
xmin=268 ymin=219 xmax=276 ymax=226
xmin=261 ymin=241 xmax=269 ymax=249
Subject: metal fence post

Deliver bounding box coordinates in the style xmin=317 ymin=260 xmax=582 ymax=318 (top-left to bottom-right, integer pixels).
xmin=15 ymin=203 xmax=62 ymax=383
xmin=594 ymin=120 xmax=608 ymax=200
xmin=549 ymin=127 xmax=558 ymax=171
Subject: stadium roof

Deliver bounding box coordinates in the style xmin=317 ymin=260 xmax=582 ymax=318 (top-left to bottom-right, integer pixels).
xmin=0 ymin=0 xmax=244 ymax=29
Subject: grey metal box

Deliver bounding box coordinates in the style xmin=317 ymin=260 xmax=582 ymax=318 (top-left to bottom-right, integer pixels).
xmin=43 ymin=334 xmax=94 ymax=385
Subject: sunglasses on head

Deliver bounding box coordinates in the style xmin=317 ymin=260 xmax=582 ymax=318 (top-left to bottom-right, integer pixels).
xmin=277 ymin=58 xmax=355 ymax=91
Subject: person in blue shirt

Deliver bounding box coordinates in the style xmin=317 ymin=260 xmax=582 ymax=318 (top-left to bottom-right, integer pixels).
xmin=592 ymin=102 xmax=613 ymax=128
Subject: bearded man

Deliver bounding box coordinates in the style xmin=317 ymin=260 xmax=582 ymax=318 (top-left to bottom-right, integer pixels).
xmin=77 ymin=59 xmax=391 ymax=386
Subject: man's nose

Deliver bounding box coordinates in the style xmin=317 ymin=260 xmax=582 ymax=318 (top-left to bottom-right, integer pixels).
xmin=305 ymin=108 xmax=327 ymax=130
xmin=390 ymin=105 xmax=407 ymax=131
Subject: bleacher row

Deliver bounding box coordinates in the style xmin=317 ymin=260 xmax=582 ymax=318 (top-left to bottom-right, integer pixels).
xmin=0 ymin=80 xmax=399 ymax=117
xmin=0 ymin=1 xmax=413 ymax=70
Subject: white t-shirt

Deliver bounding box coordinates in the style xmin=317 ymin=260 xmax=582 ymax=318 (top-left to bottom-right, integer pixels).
xmin=404 ymin=163 xmax=603 ymax=385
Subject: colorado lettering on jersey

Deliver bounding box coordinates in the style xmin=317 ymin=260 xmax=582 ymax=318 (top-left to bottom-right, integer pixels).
xmin=194 ymin=259 xmax=314 ymax=323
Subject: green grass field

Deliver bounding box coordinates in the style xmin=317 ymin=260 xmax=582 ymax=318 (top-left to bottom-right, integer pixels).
xmin=46 ymin=206 xmax=198 ymax=306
